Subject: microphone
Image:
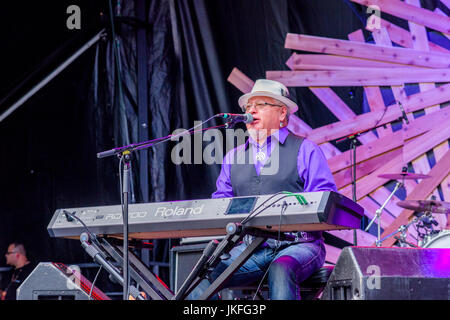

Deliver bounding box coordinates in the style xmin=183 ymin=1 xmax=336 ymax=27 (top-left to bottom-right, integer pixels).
xmin=218 ymin=113 xmax=254 ymax=124
xmin=398 ymin=101 xmax=409 ymax=124
xmin=422 ymin=216 xmax=439 ymax=227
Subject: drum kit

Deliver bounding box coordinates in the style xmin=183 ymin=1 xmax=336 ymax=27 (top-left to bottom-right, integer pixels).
xmin=364 ymin=170 xmax=450 ymax=248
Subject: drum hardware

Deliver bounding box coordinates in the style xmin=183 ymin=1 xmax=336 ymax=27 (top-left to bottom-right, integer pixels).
xmin=418 ymin=230 xmax=441 ymax=247
xmin=365 ymin=180 xmax=403 ymax=247
xmin=393 ymin=236 xmax=419 ymax=248
xmin=367 ymin=169 xmax=436 ymax=247
xmin=396 ymin=199 xmax=450 ymax=215
xmin=378 ymin=214 xmax=430 ymax=247
xmin=415 ymin=214 xmax=440 ymax=247
xmin=367 ymin=167 xmax=417 ymax=247
xmin=396 ymin=198 xmax=450 ymax=247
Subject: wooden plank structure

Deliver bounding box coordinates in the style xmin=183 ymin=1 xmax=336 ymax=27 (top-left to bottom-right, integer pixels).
xmin=227 ymin=1 xmax=450 ymax=263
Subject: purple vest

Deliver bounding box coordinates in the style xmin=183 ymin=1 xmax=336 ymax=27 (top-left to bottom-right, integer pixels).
xmin=230 ymin=133 xmax=322 ymax=247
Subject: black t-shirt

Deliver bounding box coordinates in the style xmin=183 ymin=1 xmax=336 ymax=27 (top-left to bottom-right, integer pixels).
xmin=2 ymin=262 xmax=35 ymax=300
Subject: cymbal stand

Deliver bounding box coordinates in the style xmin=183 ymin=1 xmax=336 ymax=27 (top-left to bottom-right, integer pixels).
xmin=378 ymin=214 xmax=429 ymax=246
xmin=365 ymin=180 xmax=403 ymax=246
xmin=393 ymin=236 xmax=419 ymax=248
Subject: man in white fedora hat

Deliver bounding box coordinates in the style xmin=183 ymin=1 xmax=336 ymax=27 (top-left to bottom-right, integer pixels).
xmin=190 ymin=79 xmax=337 ymax=300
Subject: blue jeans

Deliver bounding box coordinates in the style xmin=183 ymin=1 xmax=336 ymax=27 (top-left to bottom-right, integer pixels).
xmin=188 ymin=239 xmax=326 ymax=300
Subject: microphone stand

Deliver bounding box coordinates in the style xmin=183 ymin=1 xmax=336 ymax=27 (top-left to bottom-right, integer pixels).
xmin=365 ymin=180 xmax=403 ymax=246
xmin=336 ymin=133 xmax=359 ymax=246
xmin=350 ymin=136 xmax=358 ymax=246
xmin=121 ymin=151 xmax=131 ymax=300
xmin=96 ymin=114 xmax=227 ymax=299
xmin=335 ymin=117 xmax=404 ymax=246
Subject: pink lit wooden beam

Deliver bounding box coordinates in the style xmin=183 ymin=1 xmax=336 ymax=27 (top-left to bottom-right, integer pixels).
xmin=350 ymin=0 xmax=450 ymax=35
xmin=266 ymin=68 xmax=450 ymax=87
xmin=284 ymin=33 xmax=450 ymax=69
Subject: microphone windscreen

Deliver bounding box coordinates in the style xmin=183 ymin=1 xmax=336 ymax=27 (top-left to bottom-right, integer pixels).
xmin=244 ymin=113 xmax=253 ymax=123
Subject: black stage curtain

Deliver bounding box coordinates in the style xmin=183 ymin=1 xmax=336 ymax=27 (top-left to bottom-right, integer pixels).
xmin=0 ymin=0 xmax=444 ymax=288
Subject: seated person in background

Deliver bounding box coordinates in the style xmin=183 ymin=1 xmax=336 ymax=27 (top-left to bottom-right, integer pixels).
xmin=1 ymin=242 xmax=35 ymax=300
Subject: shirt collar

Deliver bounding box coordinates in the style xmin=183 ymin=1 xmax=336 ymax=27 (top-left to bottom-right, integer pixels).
xmin=247 ymin=126 xmax=289 ymax=148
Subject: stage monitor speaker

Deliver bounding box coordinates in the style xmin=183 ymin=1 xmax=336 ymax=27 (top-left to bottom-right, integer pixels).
xmin=170 ymin=242 xmax=208 ymax=293
xmin=170 ymin=242 xmax=245 ymax=300
xmin=322 ymin=247 xmax=450 ymax=300
xmin=17 ymin=262 xmax=110 ymax=300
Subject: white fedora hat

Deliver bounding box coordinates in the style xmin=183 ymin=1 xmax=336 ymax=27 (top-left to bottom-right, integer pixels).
xmin=238 ymin=79 xmax=298 ymax=113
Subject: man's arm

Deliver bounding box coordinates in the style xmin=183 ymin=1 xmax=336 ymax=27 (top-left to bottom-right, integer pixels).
xmin=211 ymin=149 xmax=235 ymax=199
xmin=298 ymin=139 xmax=337 ymax=192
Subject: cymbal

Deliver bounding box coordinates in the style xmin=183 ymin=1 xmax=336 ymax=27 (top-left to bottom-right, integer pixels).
xmin=397 ymin=200 xmax=450 ymax=214
xmin=378 ymin=172 xmax=431 ymax=180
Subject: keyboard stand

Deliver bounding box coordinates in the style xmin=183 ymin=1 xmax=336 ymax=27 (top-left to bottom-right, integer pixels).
xmin=174 ymin=223 xmax=295 ymax=300
xmin=198 ymin=235 xmax=267 ymax=300
xmin=82 ymin=235 xmax=174 ymax=300
xmin=100 ymin=237 xmax=174 ymax=300
xmin=81 ymin=225 xmax=293 ymax=300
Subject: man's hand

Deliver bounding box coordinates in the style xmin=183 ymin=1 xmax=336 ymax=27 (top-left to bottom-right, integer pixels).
xmin=128 ymin=291 xmax=147 ymax=300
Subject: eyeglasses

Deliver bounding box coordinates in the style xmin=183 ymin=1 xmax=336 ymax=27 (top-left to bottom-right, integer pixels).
xmin=244 ymin=102 xmax=284 ymax=113
xmin=5 ymin=252 xmax=16 ymax=255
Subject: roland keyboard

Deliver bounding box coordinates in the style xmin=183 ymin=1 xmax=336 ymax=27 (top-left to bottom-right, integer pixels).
xmin=47 ymin=191 xmax=363 ymax=240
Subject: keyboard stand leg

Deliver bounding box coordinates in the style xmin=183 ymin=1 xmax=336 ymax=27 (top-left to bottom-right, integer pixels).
xmin=174 ymin=228 xmax=246 ymax=300
xmin=99 ymin=237 xmax=174 ymax=300
xmin=198 ymin=236 xmax=267 ymax=300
